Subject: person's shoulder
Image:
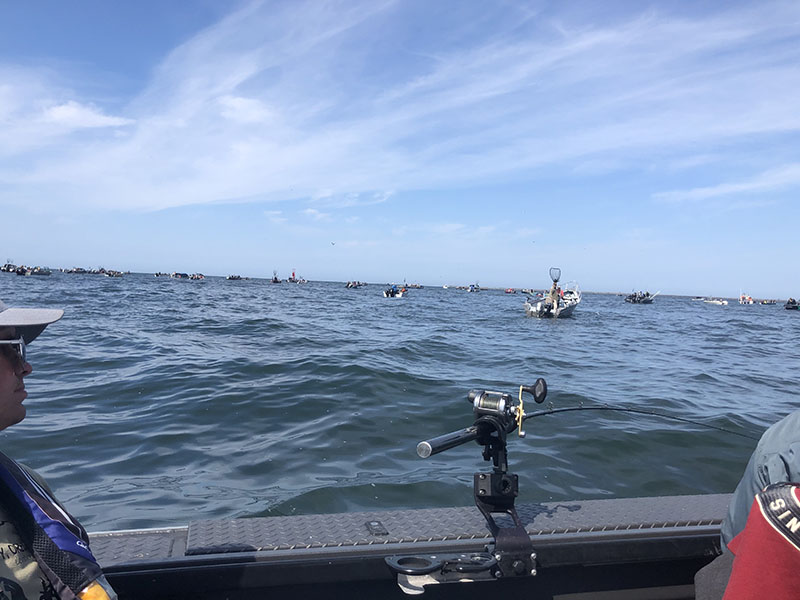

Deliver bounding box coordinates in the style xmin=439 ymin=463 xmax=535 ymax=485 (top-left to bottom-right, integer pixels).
xmin=16 ymin=462 xmax=56 ymax=497
xmin=757 ymin=410 xmax=800 ymax=445
xmin=764 ymin=410 xmax=800 ymax=439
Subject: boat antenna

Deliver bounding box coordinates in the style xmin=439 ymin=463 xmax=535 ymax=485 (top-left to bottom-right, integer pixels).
xmin=549 ymin=267 xmax=561 ymax=283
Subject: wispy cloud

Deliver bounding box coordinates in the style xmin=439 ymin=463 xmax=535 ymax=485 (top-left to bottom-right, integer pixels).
xmin=2 ymin=0 xmax=800 ymax=213
xmin=302 ymin=208 xmax=331 ymax=221
xmin=310 ymin=191 xmax=395 ymax=209
xmin=41 ymin=101 xmax=134 ymax=128
xmin=511 ymin=227 xmax=542 ymax=239
xmin=264 ymin=209 xmax=287 ymax=224
xmin=654 ymin=163 xmax=800 ymax=203
xmin=431 ymin=223 xmax=466 ymax=235
xmin=218 ymin=95 xmax=275 ymax=124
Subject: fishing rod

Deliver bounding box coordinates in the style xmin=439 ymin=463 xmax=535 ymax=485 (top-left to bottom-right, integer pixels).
xmin=417 ymin=379 xmax=758 ymax=459
xmin=522 ymin=405 xmax=758 ymax=440
xmin=388 ymin=379 xmax=759 ymax=590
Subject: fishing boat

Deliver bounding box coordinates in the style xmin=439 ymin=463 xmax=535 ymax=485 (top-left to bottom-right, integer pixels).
xmin=625 ymin=291 xmax=659 ymax=304
xmin=90 ymin=381 xmax=729 ymax=600
xmin=738 ymin=293 xmax=754 ymax=305
xmin=287 ymin=270 xmax=308 ymax=284
xmin=785 ymin=298 xmax=798 ymax=310
xmin=524 ymin=268 xmax=581 ymax=318
xmin=384 ymin=285 xmax=406 ymax=298
xmin=703 ymin=298 xmax=728 ymax=306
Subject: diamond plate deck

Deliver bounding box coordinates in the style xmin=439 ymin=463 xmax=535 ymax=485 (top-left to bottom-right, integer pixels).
xmin=185 ymin=494 xmax=729 ymax=554
xmin=89 ymin=493 xmax=729 ymax=567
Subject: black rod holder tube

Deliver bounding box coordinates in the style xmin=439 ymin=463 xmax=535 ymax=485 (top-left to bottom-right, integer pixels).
xmin=417 ymin=426 xmax=479 ymax=458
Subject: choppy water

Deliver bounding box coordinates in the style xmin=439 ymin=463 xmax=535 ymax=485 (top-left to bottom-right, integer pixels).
xmin=2 ymin=273 xmax=798 ymax=530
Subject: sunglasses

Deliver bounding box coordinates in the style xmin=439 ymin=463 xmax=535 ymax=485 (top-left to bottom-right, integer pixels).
xmin=0 ymin=337 xmax=27 ymax=369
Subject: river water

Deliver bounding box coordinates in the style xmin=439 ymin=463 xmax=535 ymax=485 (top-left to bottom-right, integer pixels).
xmin=2 ymin=273 xmax=797 ymax=530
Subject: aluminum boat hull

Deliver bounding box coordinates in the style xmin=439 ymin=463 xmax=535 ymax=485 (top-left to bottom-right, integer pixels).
xmin=92 ymin=493 xmax=728 ymax=599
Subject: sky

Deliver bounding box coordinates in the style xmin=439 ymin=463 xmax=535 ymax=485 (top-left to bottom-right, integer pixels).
xmin=1 ymin=0 xmax=799 ymax=297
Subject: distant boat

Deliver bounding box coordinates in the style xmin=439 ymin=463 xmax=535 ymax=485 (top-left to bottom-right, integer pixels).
xmin=525 ymin=283 xmax=581 ymax=318
xmin=738 ymin=292 xmax=755 ymax=305
xmin=704 ymin=298 xmax=728 ymax=305
xmin=384 ymin=285 xmax=406 ymax=298
xmin=524 ymin=268 xmax=581 ymax=318
xmin=625 ymin=291 xmax=659 ymax=304
xmin=271 ymin=270 xmax=282 ymax=283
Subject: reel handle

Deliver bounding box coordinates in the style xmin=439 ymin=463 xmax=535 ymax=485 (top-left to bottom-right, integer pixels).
xmin=521 ymin=378 xmax=548 ymax=404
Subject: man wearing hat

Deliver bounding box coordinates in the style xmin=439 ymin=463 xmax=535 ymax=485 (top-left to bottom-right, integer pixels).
xmin=0 ymin=300 xmax=117 ymax=599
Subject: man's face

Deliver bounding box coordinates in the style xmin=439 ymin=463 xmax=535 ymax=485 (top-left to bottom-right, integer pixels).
xmin=0 ymin=327 xmax=32 ymax=431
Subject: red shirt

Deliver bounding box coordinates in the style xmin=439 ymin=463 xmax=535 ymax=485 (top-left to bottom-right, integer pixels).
xmin=723 ymin=483 xmax=800 ymax=599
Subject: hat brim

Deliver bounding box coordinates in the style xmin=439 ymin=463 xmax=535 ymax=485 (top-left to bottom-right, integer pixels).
xmin=0 ymin=308 xmax=64 ymax=344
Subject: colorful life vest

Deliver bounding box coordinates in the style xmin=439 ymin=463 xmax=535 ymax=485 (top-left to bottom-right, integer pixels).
xmin=723 ymin=482 xmax=800 ymax=599
xmin=0 ymin=451 xmax=116 ymax=600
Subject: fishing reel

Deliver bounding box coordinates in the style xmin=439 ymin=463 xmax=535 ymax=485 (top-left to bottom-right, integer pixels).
xmin=388 ymin=379 xmax=548 ymax=594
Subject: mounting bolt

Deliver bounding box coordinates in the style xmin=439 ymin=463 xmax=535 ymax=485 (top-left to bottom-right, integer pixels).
xmin=479 ymin=474 xmax=486 ymax=480
xmin=479 ymin=489 xmax=486 ymax=495
xmin=531 ymin=568 xmax=537 ymax=576
xmin=530 ymin=552 xmax=537 ymax=560
xmin=494 ymin=553 xmax=502 ymax=561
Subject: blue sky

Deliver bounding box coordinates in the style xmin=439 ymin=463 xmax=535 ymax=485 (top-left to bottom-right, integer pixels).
xmin=1 ymin=0 xmax=799 ymax=296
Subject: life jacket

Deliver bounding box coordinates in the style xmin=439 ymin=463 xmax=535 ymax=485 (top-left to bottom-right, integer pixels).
xmin=723 ymin=482 xmax=800 ymax=599
xmin=0 ymin=451 xmax=116 ymax=599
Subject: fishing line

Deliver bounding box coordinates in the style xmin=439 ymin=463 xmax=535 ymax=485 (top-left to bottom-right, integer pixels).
xmin=522 ymin=405 xmax=761 ymax=441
